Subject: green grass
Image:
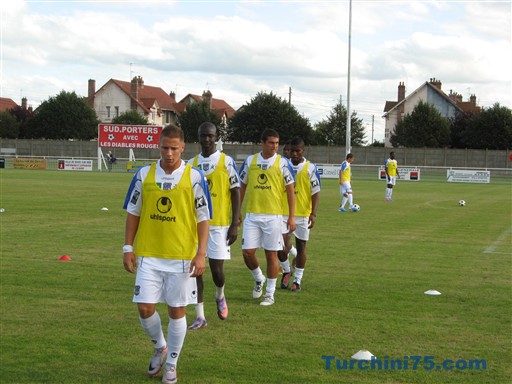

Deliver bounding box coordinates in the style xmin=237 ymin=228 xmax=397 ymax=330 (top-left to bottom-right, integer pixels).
xmin=0 ymin=168 xmax=510 ymax=384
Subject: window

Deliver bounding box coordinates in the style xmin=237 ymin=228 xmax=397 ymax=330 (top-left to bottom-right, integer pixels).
xmin=106 ymin=106 xmax=111 ymax=118
xmin=115 ymin=106 xmax=119 ymax=117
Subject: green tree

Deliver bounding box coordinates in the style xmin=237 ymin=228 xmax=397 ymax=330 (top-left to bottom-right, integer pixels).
xmin=8 ymin=105 xmax=34 ymax=139
xmin=390 ymin=100 xmax=451 ymax=148
xmin=462 ymin=103 xmax=512 ymax=150
xmin=0 ymin=111 xmax=20 ymax=138
xmin=178 ymin=100 xmax=222 ymax=143
xmin=312 ymin=102 xmax=366 ymax=146
xmin=450 ymin=110 xmax=474 ymax=149
xmin=227 ymin=91 xmax=313 ymax=144
xmin=26 ymin=91 xmax=99 ymax=139
xmin=110 ymin=109 xmax=149 ymax=125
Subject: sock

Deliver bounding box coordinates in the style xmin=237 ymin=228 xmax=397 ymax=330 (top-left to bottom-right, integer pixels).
xmin=348 ymin=194 xmax=353 ymax=207
xmin=294 ymin=268 xmax=304 ymax=285
xmin=279 ymin=259 xmax=291 ymax=274
xmin=265 ymin=278 xmax=277 ymax=297
xmin=386 ymin=188 xmax=391 ymax=199
xmin=341 ymin=197 xmax=347 ymax=208
xmin=216 ymin=285 xmax=225 ymax=300
xmin=140 ymin=312 xmax=166 ymax=350
xmin=195 ymin=302 xmax=205 ymax=319
xmin=251 ymin=267 xmax=265 ymax=282
xmin=166 ymin=316 xmax=187 ymax=367
xmin=288 ymin=246 xmax=297 ymax=258
xmin=389 ymin=189 xmax=393 ymax=199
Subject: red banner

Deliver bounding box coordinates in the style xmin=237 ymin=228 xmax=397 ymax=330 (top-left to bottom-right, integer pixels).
xmin=98 ymin=124 xmax=162 ymax=149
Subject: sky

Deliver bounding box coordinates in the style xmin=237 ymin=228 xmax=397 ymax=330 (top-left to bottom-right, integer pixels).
xmin=1 ymin=0 xmax=511 ymax=143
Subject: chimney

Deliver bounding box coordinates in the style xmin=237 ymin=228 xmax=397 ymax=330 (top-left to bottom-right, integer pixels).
xmin=470 ymin=94 xmax=477 ymax=105
xmin=131 ymin=76 xmax=141 ymax=110
xmin=398 ymin=82 xmax=405 ymax=102
xmin=202 ymin=90 xmax=213 ymax=108
xmin=429 ymin=77 xmax=442 ymax=90
xmin=169 ymin=91 xmax=176 ymax=102
xmin=88 ymin=79 xmax=96 ymax=108
xmin=21 ymin=97 xmax=27 ymax=110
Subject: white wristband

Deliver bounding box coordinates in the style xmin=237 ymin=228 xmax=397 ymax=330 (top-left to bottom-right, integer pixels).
xmin=123 ymin=245 xmax=134 ymax=253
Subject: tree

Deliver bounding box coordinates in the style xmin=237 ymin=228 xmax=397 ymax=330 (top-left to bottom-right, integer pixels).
xmin=0 ymin=111 xmax=20 ymax=138
xmin=462 ymin=103 xmax=512 ymax=150
xmin=8 ymin=105 xmax=34 ymax=139
xmin=450 ymin=110 xmax=474 ymax=149
xmin=227 ymin=91 xmax=313 ymax=144
xmin=25 ymin=91 xmax=99 ymax=140
xmin=312 ymin=102 xmax=366 ymax=146
xmin=111 ymin=109 xmax=149 ymax=125
xmin=178 ymin=100 xmax=222 ymax=143
xmin=390 ymin=100 xmax=451 ymax=148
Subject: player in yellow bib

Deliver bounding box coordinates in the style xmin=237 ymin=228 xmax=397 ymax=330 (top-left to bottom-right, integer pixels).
xmin=187 ymin=122 xmax=241 ymax=329
xmin=385 ymin=151 xmax=399 ymax=202
xmin=239 ymin=129 xmax=296 ymax=306
xmin=123 ymin=124 xmax=211 ymax=384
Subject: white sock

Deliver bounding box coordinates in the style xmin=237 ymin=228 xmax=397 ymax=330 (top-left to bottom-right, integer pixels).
xmin=216 ymin=285 xmax=225 ymax=300
xmin=294 ymin=268 xmax=304 ymax=284
xmin=348 ymin=194 xmax=353 ymax=207
xmin=265 ymin=278 xmax=277 ymax=297
xmin=279 ymin=259 xmax=291 ymax=274
xmin=251 ymin=267 xmax=265 ymax=282
xmin=341 ymin=197 xmax=347 ymax=208
xmin=139 ymin=312 xmax=166 ymax=349
xmin=195 ymin=302 xmax=205 ymax=319
xmin=288 ymin=246 xmax=297 ymax=258
xmin=166 ymin=316 xmax=187 ymax=367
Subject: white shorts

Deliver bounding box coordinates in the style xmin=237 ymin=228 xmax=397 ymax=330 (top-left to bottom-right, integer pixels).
xmin=133 ymin=261 xmax=198 ymax=307
xmin=242 ymin=213 xmax=283 ymax=251
xmin=386 ymin=176 xmax=397 ymax=186
xmin=340 ymin=181 xmax=352 ymax=195
xmin=293 ymin=216 xmax=310 ymax=241
xmin=207 ymin=226 xmax=231 ymax=260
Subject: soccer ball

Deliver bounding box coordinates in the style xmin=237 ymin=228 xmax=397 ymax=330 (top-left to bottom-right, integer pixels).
xmin=351 ymin=204 xmax=360 ymax=212
xmin=459 ymin=200 xmax=466 ymax=206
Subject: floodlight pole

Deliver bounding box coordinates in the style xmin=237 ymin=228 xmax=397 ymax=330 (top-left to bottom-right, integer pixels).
xmin=345 ymin=0 xmax=352 ymax=156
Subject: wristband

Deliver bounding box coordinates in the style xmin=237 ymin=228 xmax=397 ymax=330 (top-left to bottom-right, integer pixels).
xmin=123 ymin=245 xmax=134 ymax=253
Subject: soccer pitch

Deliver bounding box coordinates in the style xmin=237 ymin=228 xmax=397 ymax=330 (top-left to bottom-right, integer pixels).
xmin=0 ymin=169 xmax=510 ymax=383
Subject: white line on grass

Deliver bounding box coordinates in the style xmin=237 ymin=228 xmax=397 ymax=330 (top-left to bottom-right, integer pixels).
xmin=483 ymin=225 xmax=512 ymax=254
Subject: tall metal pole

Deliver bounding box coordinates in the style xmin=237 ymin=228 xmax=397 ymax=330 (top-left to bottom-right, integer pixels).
xmin=345 ymin=0 xmax=352 ymax=155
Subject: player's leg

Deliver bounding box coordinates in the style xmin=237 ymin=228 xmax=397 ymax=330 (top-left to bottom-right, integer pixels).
xmin=188 ymin=275 xmax=207 ymax=330
xmin=292 ymin=218 xmax=309 ymax=292
xmin=260 ymin=216 xmax=284 ymax=306
xmin=133 ymin=265 xmax=167 ymax=376
xmin=210 ymin=258 xmax=228 ymax=320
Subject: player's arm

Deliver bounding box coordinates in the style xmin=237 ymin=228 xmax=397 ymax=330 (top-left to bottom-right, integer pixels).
xmin=190 ymin=219 xmax=208 ymax=277
xmin=123 ymin=213 xmax=140 ymax=273
xmin=227 ymin=186 xmax=241 ymax=245
xmin=309 ymin=191 xmax=320 ymax=229
xmin=285 ymin=183 xmax=296 ymax=233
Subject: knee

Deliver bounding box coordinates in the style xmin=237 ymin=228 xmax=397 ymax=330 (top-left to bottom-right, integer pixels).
xmin=387 ymin=184 xmax=393 ymax=189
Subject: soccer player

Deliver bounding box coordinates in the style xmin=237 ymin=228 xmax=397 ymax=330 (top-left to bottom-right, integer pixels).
xmin=278 ymin=137 xmax=321 ymax=291
xmin=338 ymin=153 xmax=356 ymax=212
xmin=385 ymin=151 xmax=399 ymax=201
xmin=122 ymin=124 xmax=211 ymax=384
xmin=188 ymin=122 xmax=241 ymax=329
xmin=239 ymin=128 xmax=296 ymax=306
xmin=278 ymin=140 xmax=297 ymax=284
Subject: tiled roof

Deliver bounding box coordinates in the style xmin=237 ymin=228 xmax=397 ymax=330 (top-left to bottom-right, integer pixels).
xmin=108 ymin=79 xmax=178 ymax=113
xmin=178 ymin=93 xmax=235 ymax=118
xmin=0 ymin=97 xmax=18 ymax=112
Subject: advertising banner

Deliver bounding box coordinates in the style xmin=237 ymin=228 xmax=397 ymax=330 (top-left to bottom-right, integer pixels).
xmin=447 ymin=169 xmax=490 ymax=183
xmin=98 ymin=124 xmax=162 ymax=149
xmin=57 ymin=159 xmax=93 ymax=171
xmin=13 ymin=158 xmax=47 ymax=170
xmin=379 ymin=166 xmax=420 ymax=181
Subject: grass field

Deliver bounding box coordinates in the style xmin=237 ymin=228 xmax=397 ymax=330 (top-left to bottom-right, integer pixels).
xmin=0 ymin=168 xmax=510 ymax=384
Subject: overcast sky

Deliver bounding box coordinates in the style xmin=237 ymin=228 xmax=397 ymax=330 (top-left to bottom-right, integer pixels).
xmin=1 ymin=0 xmax=511 ymax=143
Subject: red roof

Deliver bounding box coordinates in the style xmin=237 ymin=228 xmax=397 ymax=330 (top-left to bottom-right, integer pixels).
xmin=0 ymin=98 xmax=18 ymax=112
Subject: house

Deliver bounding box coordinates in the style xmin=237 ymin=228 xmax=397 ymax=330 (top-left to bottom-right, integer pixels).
xmin=0 ymin=97 xmax=19 ymax=112
xmin=88 ymin=77 xmax=179 ymax=126
xmin=87 ymin=77 xmax=236 ymax=127
xmin=176 ymin=90 xmax=236 ymax=127
xmin=382 ymin=78 xmax=481 ymax=147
